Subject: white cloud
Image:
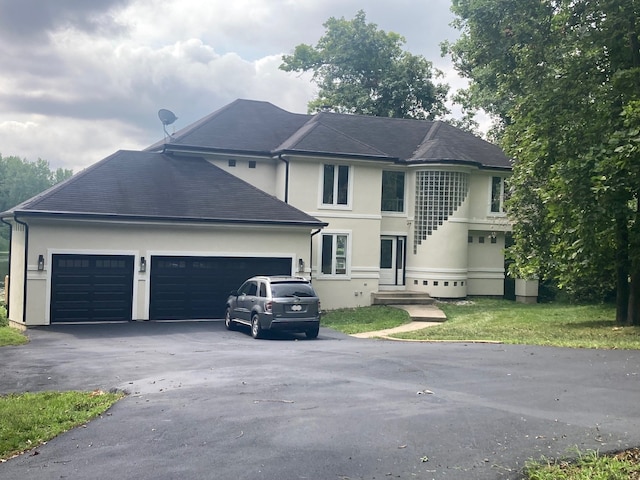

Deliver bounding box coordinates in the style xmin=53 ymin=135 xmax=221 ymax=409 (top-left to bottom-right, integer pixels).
xmin=0 ymin=0 xmax=487 ymax=172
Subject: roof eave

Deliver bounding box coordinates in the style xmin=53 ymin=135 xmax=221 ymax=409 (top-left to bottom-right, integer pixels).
xmin=277 ymin=149 xmax=398 ymax=163
xmin=161 ymin=144 xmax=273 ymax=157
xmin=7 ymin=210 xmax=328 ymax=228
xmin=406 ymin=158 xmax=512 ymax=170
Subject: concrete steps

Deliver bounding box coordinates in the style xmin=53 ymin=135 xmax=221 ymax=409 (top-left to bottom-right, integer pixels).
xmin=371 ymin=291 xmax=435 ymax=306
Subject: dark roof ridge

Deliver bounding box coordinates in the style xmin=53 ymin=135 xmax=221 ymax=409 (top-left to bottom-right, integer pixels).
xmin=409 ymin=121 xmax=441 ymax=160
xmin=146 ymin=99 xmax=299 ymax=152
xmin=317 ymin=110 xmax=435 ymax=125
xmin=280 ymin=115 xmax=389 ymax=157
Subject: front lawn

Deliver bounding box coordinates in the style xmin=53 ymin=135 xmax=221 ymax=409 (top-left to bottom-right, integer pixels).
xmin=322 ymin=305 xmax=410 ymax=334
xmin=393 ymin=299 xmax=640 ymax=349
xmin=0 ymin=306 xmax=28 ymax=347
xmin=0 ymin=390 xmax=123 ymax=460
xmin=324 ymin=299 xmax=640 ymax=350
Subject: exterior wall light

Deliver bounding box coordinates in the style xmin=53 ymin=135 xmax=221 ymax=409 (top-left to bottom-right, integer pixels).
xmin=139 ymin=257 xmax=147 ymax=273
xmin=298 ymin=258 xmax=305 ymax=272
xmin=37 ymin=254 xmax=45 ymax=271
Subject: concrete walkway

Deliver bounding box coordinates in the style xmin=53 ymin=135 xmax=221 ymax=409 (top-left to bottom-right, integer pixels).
xmin=352 ymin=303 xmax=446 ymax=339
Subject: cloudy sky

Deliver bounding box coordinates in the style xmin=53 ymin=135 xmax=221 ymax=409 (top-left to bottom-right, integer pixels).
xmin=0 ymin=0 xmax=470 ymax=173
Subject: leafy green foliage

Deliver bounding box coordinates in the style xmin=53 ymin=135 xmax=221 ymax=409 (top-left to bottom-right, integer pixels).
xmin=0 ymin=390 xmax=123 ymax=459
xmin=0 ymin=154 xmax=73 ymax=249
xmin=446 ymin=0 xmax=640 ymax=323
xmin=280 ymin=10 xmax=449 ymax=120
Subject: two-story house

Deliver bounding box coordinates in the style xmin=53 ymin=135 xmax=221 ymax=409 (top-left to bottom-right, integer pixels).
xmin=146 ymin=99 xmax=513 ymax=309
xmin=1 ymin=99 xmax=513 ymax=326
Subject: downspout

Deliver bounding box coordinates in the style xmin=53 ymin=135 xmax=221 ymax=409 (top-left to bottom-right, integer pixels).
xmin=12 ymin=215 xmax=29 ymax=324
xmin=310 ymin=228 xmax=322 ymax=283
xmin=278 ymin=154 xmax=290 ymax=203
xmin=0 ymin=216 xmax=12 ymax=316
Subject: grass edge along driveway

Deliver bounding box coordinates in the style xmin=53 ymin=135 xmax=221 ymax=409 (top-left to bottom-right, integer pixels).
xmin=323 ymin=299 xmax=640 ymax=350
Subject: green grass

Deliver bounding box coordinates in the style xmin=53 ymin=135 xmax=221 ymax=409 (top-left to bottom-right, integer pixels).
xmin=322 ymin=305 xmax=411 ymax=334
xmin=0 ymin=390 xmax=123 ymax=460
xmin=0 ymin=305 xmax=28 ymax=347
xmin=392 ymin=299 xmax=640 ymax=349
xmin=524 ymin=449 xmax=640 ymax=479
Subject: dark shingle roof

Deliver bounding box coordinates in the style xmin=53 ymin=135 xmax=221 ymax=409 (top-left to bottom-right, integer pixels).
xmin=146 ymin=99 xmax=310 ymax=153
xmin=3 ymin=150 xmax=325 ymax=227
xmin=151 ymin=99 xmax=512 ymax=169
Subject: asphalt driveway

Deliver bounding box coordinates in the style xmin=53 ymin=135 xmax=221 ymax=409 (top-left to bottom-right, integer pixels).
xmin=1 ymin=321 xmax=639 ymax=480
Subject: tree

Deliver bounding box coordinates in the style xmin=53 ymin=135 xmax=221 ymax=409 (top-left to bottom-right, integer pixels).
xmin=0 ymin=154 xmax=73 ymax=250
xmin=280 ymin=10 xmax=449 ymax=120
xmin=446 ymin=0 xmax=640 ymax=324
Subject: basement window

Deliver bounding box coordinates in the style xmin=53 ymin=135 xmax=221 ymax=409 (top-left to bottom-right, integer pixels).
xmin=228 ymin=159 xmax=236 ymax=167
xmin=249 ymin=160 xmax=257 ymax=169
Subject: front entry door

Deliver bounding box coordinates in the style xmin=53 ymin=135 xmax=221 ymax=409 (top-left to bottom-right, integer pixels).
xmin=380 ymin=236 xmax=405 ymax=286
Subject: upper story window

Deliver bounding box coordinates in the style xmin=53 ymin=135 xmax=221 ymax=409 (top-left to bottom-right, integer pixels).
xmin=381 ymin=171 xmax=405 ymax=212
xmin=491 ymin=176 xmax=505 ymax=214
xmin=322 ymin=164 xmax=350 ymax=206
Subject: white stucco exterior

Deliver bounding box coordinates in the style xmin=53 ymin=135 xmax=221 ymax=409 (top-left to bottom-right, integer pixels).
xmin=202 ymin=152 xmax=512 ymax=310
xmin=5 ymin=217 xmax=312 ymax=326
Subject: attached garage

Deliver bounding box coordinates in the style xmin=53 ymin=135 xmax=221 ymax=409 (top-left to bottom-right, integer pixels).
xmin=149 ymin=256 xmax=292 ymax=320
xmin=50 ymin=254 xmax=134 ymax=323
xmin=1 ymin=151 xmax=325 ymax=327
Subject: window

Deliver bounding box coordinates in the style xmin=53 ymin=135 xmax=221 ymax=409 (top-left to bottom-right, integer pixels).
xmin=248 ymin=160 xmax=256 ymax=169
xmin=322 ymin=164 xmax=350 ymax=206
xmin=381 ymin=171 xmax=405 ymax=212
xmin=491 ymin=176 xmax=505 ymax=213
xmin=228 ymin=159 xmax=236 ymax=167
xmin=239 ymin=281 xmax=257 ymax=296
xmin=414 ymin=170 xmax=469 ymax=252
xmin=321 ymin=233 xmax=349 ymax=275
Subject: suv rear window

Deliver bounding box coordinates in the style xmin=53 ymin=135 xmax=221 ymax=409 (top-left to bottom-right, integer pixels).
xmin=271 ymin=283 xmax=316 ymax=298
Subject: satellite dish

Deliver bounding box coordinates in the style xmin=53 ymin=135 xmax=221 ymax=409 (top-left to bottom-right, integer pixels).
xmin=158 ymin=109 xmax=177 ymax=125
xmin=157 ymin=109 xmax=178 ymax=140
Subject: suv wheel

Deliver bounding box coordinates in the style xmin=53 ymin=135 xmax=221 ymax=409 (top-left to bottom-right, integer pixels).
xmin=224 ymin=307 xmax=235 ymax=330
xmin=251 ymin=314 xmax=263 ymax=339
xmin=305 ymin=325 xmax=319 ymax=339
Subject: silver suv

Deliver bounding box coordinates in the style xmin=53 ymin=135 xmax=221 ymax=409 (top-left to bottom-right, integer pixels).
xmin=225 ymin=276 xmax=321 ymax=339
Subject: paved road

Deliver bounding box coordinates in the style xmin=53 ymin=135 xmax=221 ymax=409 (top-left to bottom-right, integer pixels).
xmin=1 ymin=321 xmax=639 ymax=480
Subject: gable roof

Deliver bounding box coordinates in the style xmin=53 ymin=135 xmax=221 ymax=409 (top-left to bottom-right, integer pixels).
xmin=150 ymin=99 xmax=512 ymax=169
xmin=2 ymin=150 xmax=325 ymax=227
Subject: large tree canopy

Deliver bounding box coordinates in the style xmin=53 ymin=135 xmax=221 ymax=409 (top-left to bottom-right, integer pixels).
xmin=448 ymin=0 xmax=640 ymax=324
xmin=0 ymin=154 xmax=73 ymax=250
xmin=280 ymin=10 xmax=449 ymax=120
xmin=446 ymin=0 xmax=640 ymax=323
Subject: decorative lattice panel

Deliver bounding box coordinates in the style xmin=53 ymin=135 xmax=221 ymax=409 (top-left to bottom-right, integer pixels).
xmin=414 ymin=171 xmax=469 ymax=253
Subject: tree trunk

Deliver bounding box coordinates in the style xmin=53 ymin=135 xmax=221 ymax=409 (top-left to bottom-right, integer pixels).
xmin=615 ymin=210 xmax=630 ymax=324
xmin=628 ymin=270 xmax=640 ymax=326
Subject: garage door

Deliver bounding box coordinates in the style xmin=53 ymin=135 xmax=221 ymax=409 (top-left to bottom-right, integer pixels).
xmin=50 ymin=254 xmax=134 ymax=323
xmin=149 ymin=256 xmax=292 ymax=320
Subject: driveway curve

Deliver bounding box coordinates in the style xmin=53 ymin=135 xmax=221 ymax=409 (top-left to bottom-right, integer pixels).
xmin=1 ymin=321 xmax=639 ymax=480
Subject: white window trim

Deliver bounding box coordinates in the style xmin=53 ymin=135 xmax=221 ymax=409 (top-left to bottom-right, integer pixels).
xmin=318 ymin=163 xmax=353 ymax=210
xmin=317 ymin=230 xmax=352 ymax=278
xmin=488 ymin=175 xmax=507 ymax=216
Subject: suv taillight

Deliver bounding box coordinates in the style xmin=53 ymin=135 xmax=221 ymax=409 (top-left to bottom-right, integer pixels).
xmin=265 ymin=301 xmax=272 ymax=313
